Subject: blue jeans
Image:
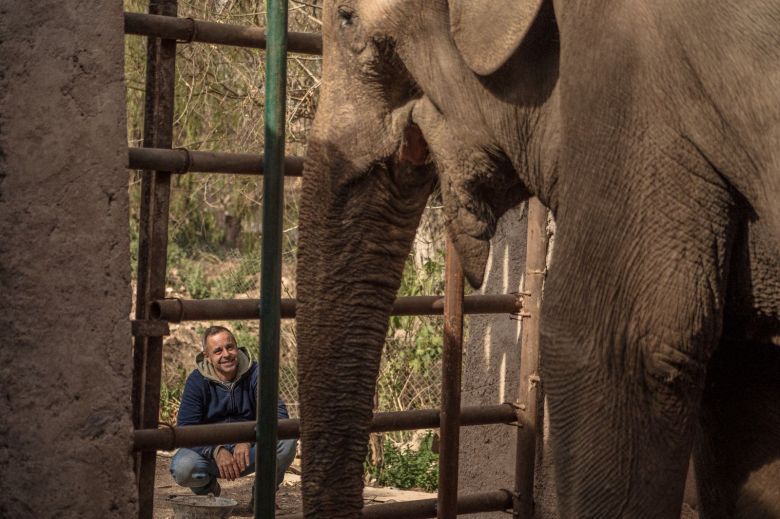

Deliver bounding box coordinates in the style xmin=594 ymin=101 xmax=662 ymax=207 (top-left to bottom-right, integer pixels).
xmin=170 ymin=439 xmax=297 ymax=495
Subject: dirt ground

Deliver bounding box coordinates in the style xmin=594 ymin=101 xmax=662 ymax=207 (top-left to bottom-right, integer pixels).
xmin=153 ymin=453 xmax=436 ymax=518
xmin=153 ymin=451 xmax=699 ymax=518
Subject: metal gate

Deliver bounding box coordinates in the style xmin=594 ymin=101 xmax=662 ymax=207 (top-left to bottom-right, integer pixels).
xmin=126 ymin=2 xmax=549 ymax=518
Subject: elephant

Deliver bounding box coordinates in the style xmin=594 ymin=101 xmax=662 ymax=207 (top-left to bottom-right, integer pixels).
xmin=295 ymin=0 xmax=780 ymax=517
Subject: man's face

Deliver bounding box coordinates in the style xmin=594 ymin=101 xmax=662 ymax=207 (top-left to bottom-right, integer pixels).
xmin=205 ymin=330 xmax=239 ymax=381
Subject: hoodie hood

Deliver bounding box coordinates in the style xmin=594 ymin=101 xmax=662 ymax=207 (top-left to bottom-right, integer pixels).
xmin=196 ymin=346 xmax=253 ymax=384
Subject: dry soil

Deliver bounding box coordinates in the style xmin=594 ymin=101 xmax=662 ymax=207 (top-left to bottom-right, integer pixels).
xmin=153 ymin=453 xmax=436 ymax=518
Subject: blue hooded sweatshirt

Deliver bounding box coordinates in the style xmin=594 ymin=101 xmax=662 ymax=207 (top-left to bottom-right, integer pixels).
xmin=176 ymin=347 xmax=289 ymax=459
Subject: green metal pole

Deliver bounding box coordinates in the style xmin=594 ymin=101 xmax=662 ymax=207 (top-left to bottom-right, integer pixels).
xmin=256 ymin=0 xmax=288 ymax=517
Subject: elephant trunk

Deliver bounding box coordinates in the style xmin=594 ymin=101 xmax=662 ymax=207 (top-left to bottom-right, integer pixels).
xmin=296 ymin=138 xmax=434 ymax=517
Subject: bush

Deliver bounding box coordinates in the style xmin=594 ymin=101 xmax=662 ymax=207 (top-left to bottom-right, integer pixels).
xmin=230 ymin=320 xmax=259 ymax=357
xmin=180 ymin=261 xmax=214 ymax=299
xmin=159 ymin=368 xmax=188 ymax=424
xmin=214 ymin=252 xmax=259 ymax=298
xmin=367 ymin=431 xmax=439 ymax=491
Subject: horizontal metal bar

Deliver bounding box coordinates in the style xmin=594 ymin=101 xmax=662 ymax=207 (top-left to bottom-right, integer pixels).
xmin=124 ymin=12 xmax=322 ymax=55
xmin=127 ymin=147 xmax=304 ymax=176
xmin=150 ymin=294 xmax=521 ymax=323
xmin=133 ymin=404 xmax=517 ymax=452
xmin=278 ymin=490 xmax=512 ymax=519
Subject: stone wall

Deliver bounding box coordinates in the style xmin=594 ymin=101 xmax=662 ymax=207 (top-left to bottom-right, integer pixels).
xmin=0 ymin=1 xmax=136 ymax=517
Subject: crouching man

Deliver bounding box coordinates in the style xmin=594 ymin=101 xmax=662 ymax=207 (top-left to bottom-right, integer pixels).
xmin=170 ymin=325 xmax=297 ymax=498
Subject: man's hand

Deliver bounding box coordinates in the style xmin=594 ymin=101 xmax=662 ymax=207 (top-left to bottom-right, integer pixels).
xmin=215 ymin=447 xmax=242 ymax=481
xmin=233 ymin=442 xmax=252 ymax=474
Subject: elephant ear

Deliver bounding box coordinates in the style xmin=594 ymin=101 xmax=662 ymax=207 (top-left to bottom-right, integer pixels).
xmin=449 ymin=0 xmax=548 ymax=75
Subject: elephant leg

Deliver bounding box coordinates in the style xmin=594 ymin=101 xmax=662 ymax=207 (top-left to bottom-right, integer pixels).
xmin=694 ymin=338 xmax=780 ymax=519
xmin=539 ymin=167 xmax=740 ymax=516
xmin=541 ymin=239 xmax=719 ymax=516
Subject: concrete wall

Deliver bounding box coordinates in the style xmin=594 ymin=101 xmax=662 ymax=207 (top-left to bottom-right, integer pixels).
xmin=0 ymin=2 xmax=136 ymax=517
xmin=458 ymin=203 xmax=559 ymax=518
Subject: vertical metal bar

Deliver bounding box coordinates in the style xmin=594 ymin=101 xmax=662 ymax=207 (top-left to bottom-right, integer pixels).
xmin=255 ymin=0 xmax=287 ymax=517
xmin=512 ymin=198 xmax=548 ymax=518
xmin=131 ymin=1 xmax=177 ymax=518
xmin=438 ymin=238 xmax=465 ymax=518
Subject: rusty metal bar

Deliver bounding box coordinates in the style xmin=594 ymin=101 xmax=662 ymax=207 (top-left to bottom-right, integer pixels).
xmin=133 ymin=404 xmax=517 ymax=452
xmin=150 ymin=294 xmax=520 ymax=322
xmin=277 ymin=490 xmax=512 ymax=519
xmin=512 ymin=198 xmax=548 ymax=518
xmin=439 ymin=238 xmax=464 ymax=518
xmin=124 ymin=12 xmax=322 ymax=55
xmin=131 ymin=1 xmax=178 ymax=518
xmin=127 ymin=147 xmax=304 ymax=176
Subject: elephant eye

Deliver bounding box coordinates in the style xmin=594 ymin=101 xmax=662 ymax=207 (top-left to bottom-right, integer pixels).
xmin=337 ymin=5 xmax=355 ymax=27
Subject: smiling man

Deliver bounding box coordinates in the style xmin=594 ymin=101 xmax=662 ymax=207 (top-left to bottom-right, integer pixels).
xmin=170 ymin=325 xmax=297 ymax=501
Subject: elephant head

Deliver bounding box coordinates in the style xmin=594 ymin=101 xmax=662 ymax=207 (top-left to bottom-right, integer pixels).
xmin=296 ymin=1 xmax=559 ymax=516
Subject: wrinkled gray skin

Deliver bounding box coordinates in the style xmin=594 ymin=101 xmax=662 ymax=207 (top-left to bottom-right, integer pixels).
xmin=296 ymin=1 xmax=780 ymax=517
